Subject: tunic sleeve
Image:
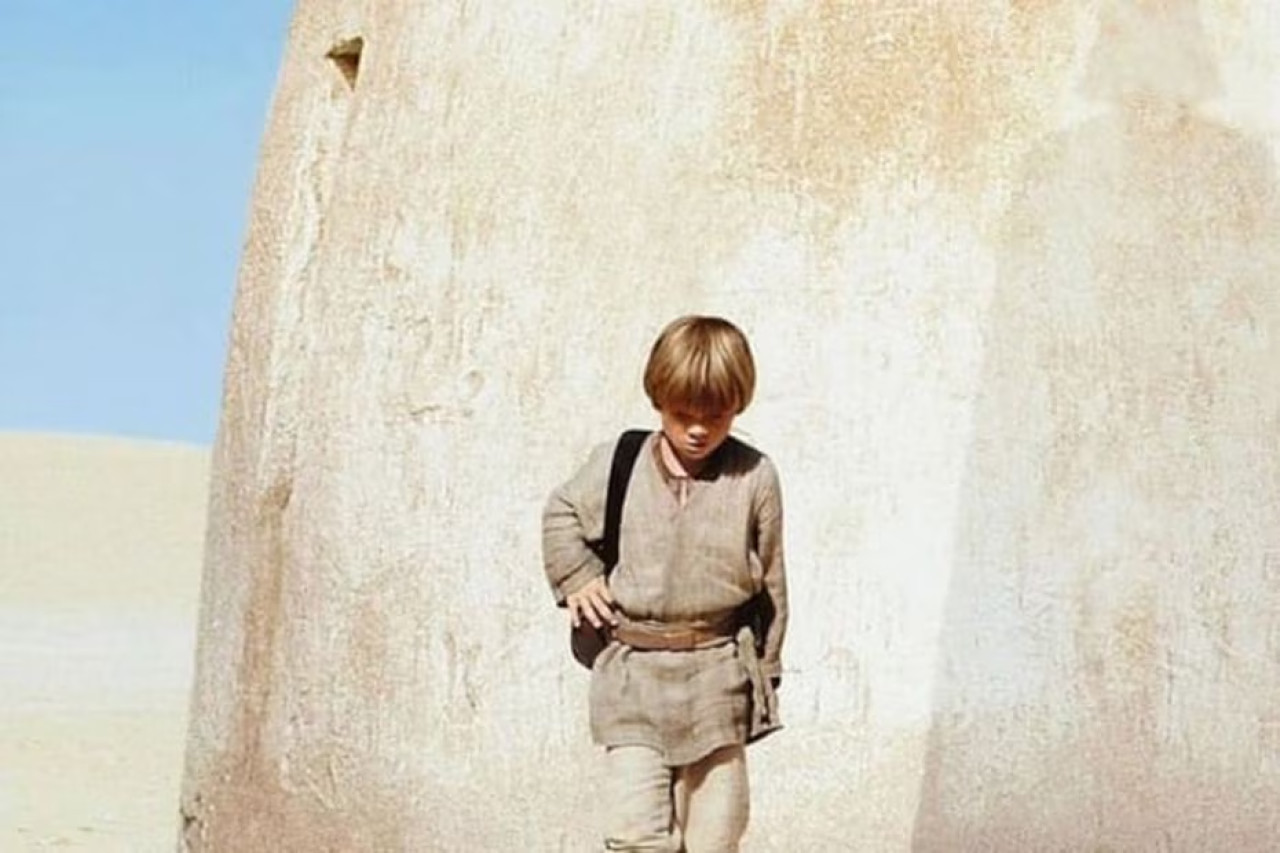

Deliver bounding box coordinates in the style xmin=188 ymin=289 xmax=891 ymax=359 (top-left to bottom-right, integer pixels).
xmin=542 ymin=441 xmax=613 ymax=604
xmin=752 ymin=457 xmax=788 ymax=680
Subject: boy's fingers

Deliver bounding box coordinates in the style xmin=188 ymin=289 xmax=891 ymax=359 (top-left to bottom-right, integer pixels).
xmin=599 ymin=597 xmax=619 ymax=626
xmin=576 ymin=595 xmax=603 ymax=629
xmin=589 ymin=593 xmax=618 ymax=626
xmin=566 ymin=579 xmax=616 ymax=630
xmin=569 ymin=592 xmax=595 ymax=628
xmin=588 ymin=594 xmax=614 ymax=627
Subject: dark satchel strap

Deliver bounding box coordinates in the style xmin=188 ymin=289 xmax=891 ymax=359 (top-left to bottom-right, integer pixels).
xmin=599 ymin=429 xmax=650 ymax=572
xmin=571 ymin=429 xmax=650 ymax=670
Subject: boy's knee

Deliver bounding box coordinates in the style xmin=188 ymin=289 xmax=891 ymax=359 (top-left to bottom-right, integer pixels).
xmin=604 ymin=745 xmax=681 ymax=853
xmin=678 ymin=746 xmax=749 ymax=853
xmin=680 ymin=810 xmax=746 ymax=853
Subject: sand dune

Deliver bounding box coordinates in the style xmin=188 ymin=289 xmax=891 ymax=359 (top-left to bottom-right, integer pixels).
xmin=0 ymin=433 xmax=209 ymax=852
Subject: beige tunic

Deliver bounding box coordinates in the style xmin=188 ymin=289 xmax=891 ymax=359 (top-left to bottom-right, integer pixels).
xmin=543 ymin=432 xmax=788 ymax=766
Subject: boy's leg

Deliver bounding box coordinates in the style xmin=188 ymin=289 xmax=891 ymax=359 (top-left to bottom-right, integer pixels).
xmin=603 ymin=745 xmax=682 ymax=852
xmin=673 ymin=745 xmax=749 ymax=853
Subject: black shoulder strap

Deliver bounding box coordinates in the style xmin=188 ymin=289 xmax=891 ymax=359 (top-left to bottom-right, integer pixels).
xmin=600 ymin=429 xmax=649 ymax=573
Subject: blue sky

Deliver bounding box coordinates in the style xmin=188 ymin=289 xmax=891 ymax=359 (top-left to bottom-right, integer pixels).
xmin=1 ymin=1 xmax=295 ymax=446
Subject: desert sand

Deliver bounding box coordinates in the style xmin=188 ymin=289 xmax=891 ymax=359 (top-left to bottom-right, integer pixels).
xmin=1 ymin=433 xmax=209 ymax=852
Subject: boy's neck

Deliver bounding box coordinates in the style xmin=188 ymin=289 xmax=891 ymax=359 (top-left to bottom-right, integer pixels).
xmin=658 ymin=432 xmax=704 ymax=479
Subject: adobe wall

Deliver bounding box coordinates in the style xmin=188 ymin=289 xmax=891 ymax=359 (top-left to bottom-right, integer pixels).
xmin=182 ymin=2 xmax=1280 ymax=849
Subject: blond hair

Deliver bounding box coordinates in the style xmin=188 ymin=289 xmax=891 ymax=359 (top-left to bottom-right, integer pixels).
xmin=643 ymin=316 xmax=756 ymax=413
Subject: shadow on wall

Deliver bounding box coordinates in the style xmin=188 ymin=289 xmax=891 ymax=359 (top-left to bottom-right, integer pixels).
xmin=913 ymin=1 xmax=1280 ymax=849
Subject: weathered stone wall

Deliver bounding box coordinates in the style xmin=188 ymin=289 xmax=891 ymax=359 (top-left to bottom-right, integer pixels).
xmin=182 ymin=1 xmax=1280 ymax=849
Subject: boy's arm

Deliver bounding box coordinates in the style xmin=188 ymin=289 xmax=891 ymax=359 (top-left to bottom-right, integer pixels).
xmin=753 ymin=457 xmax=789 ymax=682
xmin=542 ymin=442 xmax=612 ymax=605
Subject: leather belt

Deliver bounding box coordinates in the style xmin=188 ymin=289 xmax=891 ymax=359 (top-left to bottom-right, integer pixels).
xmin=612 ymin=617 xmax=737 ymax=651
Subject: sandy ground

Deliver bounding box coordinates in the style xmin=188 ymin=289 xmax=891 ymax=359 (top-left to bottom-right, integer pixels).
xmin=0 ymin=433 xmax=209 ymax=852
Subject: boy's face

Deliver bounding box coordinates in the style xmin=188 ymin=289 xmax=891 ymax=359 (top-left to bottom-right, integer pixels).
xmin=658 ymin=401 xmax=736 ymax=470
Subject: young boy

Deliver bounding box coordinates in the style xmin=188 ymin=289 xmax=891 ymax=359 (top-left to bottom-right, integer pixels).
xmin=543 ymin=315 xmax=788 ymax=852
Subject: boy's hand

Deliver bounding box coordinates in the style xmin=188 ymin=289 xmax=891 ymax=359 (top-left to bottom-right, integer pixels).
xmin=566 ymin=577 xmax=618 ymax=630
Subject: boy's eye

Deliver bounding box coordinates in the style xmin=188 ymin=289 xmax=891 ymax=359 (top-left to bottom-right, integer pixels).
xmin=670 ymin=407 xmax=730 ymax=425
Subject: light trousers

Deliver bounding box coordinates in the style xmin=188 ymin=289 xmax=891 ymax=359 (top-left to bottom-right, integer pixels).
xmin=603 ymin=743 xmax=749 ymax=853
